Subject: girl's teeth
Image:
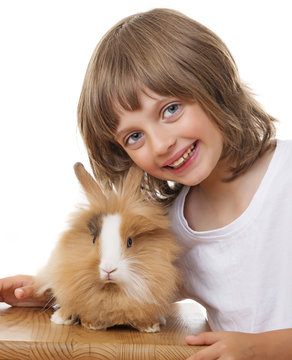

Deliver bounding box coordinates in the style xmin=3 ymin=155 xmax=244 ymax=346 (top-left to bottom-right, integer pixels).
xmin=169 ymin=143 xmax=196 ymax=168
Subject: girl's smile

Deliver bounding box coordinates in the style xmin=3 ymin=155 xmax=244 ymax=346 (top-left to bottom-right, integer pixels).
xmin=116 ymin=89 xmax=224 ymax=186
xmin=163 ymin=141 xmax=199 ymax=172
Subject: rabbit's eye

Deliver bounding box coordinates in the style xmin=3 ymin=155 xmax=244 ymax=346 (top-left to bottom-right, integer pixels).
xmin=127 ymin=237 xmax=133 ymax=248
xmin=87 ymin=214 xmax=103 ymax=245
xmin=92 ymin=234 xmax=97 ymax=244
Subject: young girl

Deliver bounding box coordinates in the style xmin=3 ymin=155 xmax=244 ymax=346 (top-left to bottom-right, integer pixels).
xmin=1 ymin=8 xmax=292 ymax=359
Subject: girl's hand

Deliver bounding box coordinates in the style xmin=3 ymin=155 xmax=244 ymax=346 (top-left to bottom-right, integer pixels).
xmin=185 ymin=329 xmax=292 ymax=359
xmin=0 ymin=275 xmax=51 ymax=307
xmin=186 ymin=331 xmax=263 ymax=359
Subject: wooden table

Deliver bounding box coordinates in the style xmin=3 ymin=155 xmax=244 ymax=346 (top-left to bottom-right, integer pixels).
xmin=0 ymin=302 xmax=209 ymax=359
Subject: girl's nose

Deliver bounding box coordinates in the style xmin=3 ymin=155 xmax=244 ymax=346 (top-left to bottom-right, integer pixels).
xmin=150 ymin=129 xmax=176 ymax=156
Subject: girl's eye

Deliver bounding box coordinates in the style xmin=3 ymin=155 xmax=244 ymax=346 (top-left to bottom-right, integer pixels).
xmin=126 ymin=132 xmax=144 ymax=146
xmin=163 ymin=103 xmax=181 ymax=119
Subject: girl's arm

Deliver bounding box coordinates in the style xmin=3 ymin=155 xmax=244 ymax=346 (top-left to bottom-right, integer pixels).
xmin=186 ymin=329 xmax=292 ymax=359
xmin=0 ymin=275 xmax=50 ymax=307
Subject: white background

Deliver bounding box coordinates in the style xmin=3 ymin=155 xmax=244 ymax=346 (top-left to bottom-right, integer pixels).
xmin=1 ymin=0 xmax=291 ymax=278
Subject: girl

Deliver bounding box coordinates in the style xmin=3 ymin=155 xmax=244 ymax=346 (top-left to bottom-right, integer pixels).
xmin=1 ymin=8 xmax=292 ymax=359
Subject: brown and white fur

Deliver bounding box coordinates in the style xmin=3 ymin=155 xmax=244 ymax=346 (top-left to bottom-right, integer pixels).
xmin=36 ymin=163 xmax=181 ymax=332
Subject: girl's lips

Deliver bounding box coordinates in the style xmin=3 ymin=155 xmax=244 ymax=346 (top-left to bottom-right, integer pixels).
xmin=163 ymin=142 xmax=197 ymax=168
xmin=165 ymin=141 xmax=200 ymax=174
xmin=168 ymin=143 xmax=196 ymax=168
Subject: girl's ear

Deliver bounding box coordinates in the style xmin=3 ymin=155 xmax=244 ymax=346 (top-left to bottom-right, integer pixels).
xmin=74 ymin=162 xmax=107 ymax=204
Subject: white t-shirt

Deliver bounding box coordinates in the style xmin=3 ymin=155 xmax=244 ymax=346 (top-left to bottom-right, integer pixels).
xmin=169 ymin=139 xmax=292 ymax=333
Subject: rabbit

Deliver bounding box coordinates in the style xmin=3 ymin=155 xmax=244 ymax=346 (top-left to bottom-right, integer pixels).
xmin=36 ymin=163 xmax=182 ymax=332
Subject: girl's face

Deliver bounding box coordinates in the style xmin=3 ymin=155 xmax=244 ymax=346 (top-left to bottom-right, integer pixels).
xmin=116 ymin=90 xmax=224 ymax=186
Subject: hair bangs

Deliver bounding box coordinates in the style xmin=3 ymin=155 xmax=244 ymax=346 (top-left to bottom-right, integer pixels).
xmin=96 ymin=14 xmax=201 ymax=128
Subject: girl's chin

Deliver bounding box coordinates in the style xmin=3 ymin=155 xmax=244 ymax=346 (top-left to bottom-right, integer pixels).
xmin=171 ymin=168 xmax=210 ymax=187
xmin=146 ymin=167 xmax=207 ymax=186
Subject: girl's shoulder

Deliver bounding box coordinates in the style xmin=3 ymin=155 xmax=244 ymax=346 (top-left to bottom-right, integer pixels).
xmin=269 ymin=139 xmax=292 ymax=174
xmin=276 ymin=138 xmax=292 ymax=153
xmin=169 ymin=186 xmax=189 ymax=213
xmin=168 ymin=185 xmax=190 ymax=236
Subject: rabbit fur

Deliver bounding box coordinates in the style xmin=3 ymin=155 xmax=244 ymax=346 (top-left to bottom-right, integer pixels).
xmin=36 ymin=163 xmax=181 ymax=332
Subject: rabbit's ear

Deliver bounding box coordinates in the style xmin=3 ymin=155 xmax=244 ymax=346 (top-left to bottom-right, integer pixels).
xmin=120 ymin=165 xmax=144 ymax=199
xmin=74 ymin=162 xmax=106 ymax=203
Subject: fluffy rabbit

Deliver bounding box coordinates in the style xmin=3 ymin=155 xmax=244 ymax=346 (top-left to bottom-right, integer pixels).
xmin=36 ymin=163 xmax=181 ymax=332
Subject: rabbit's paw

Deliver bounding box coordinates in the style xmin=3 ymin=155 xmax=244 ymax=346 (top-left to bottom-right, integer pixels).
xmin=51 ymin=309 xmax=79 ymax=325
xmin=81 ymin=320 xmax=106 ymax=330
xmin=139 ymin=323 xmax=161 ymax=333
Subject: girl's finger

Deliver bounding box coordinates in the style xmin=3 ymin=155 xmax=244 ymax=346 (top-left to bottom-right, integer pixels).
xmin=14 ymin=285 xmax=35 ymax=299
xmin=186 ymin=332 xmax=225 ymax=346
xmin=186 ymin=342 xmax=221 ymax=360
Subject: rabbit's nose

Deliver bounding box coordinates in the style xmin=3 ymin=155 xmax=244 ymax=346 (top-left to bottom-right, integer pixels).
xmin=101 ymin=267 xmax=117 ymax=275
xmin=100 ymin=266 xmax=118 ymax=280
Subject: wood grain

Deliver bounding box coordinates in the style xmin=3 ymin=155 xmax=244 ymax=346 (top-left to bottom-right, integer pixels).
xmin=0 ymin=302 xmax=209 ymax=359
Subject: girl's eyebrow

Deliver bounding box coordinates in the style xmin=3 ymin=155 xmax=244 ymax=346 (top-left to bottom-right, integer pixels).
xmin=115 ymin=127 xmax=133 ymax=142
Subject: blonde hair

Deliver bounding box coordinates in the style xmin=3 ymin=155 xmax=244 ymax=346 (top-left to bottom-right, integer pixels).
xmin=78 ymin=8 xmax=276 ymax=204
